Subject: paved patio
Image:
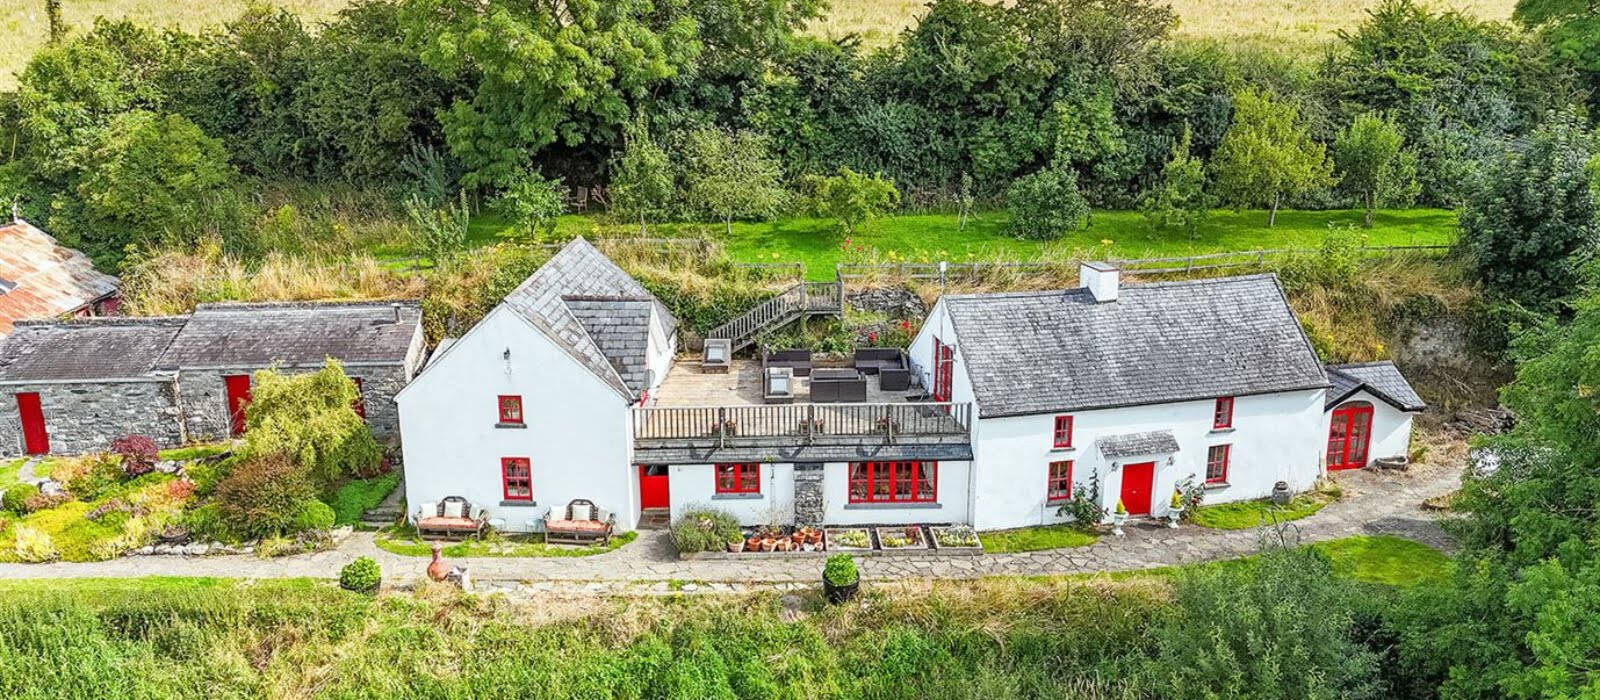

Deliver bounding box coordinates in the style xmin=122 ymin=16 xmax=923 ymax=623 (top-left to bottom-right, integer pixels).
xmin=0 ymin=463 xmax=1460 ymax=588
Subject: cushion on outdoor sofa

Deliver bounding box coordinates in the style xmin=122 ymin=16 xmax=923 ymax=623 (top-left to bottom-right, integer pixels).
xmin=546 ymin=519 xmax=609 ymax=532
xmin=570 ymin=503 xmax=593 ymax=521
xmin=419 ymin=516 xmax=478 ymax=530
xmin=442 ymin=500 xmax=468 ymax=519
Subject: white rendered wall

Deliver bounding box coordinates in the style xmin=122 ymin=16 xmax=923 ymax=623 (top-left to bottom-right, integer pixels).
xmin=907 ymin=299 xmax=978 ymax=407
xmin=1324 ymin=391 xmax=1415 ymax=467
xmin=397 ymin=306 xmax=638 ymax=533
xmin=642 ymin=306 xmax=676 ymax=403
xmin=969 ymin=389 xmax=1327 ymax=531
xmin=668 ymin=463 xmax=796 ymax=526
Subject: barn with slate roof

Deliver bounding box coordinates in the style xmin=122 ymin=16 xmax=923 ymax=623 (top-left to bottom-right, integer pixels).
xmin=0 ymin=301 xmax=425 ymax=457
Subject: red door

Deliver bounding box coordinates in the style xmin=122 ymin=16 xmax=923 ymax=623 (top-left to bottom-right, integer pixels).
xmin=16 ymin=393 xmax=48 ymax=455
xmin=932 ymin=338 xmax=953 ymax=403
xmin=1327 ymin=402 xmax=1374 ymax=470
xmin=224 ymin=374 xmax=252 ymax=437
xmin=639 ymin=465 xmax=670 ymax=509
xmin=1120 ymin=461 xmax=1155 ymax=516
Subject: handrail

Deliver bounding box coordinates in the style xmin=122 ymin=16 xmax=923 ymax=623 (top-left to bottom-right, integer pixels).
xmin=707 ymin=281 xmax=845 ymax=346
xmin=632 ymin=402 xmax=971 ymax=446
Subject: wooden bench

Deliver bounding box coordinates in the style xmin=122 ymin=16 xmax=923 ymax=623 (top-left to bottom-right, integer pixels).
xmin=544 ymin=498 xmax=615 ymax=546
xmin=415 ymin=496 xmax=488 ymax=539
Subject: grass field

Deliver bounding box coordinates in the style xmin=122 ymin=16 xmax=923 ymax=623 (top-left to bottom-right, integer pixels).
xmin=0 ymin=0 xmax=1517 ymax=89
xmin=814 ymin=0 xmax=1516 ymax=46
xmin=980 ymin=524 xmax=1099 ymax=553
xmin=452 ymin=207 xmax=1457 ymax=280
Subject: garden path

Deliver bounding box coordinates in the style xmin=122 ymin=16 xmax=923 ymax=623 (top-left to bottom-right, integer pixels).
xmin=0 ymin=462 xmax=1460 ymax=587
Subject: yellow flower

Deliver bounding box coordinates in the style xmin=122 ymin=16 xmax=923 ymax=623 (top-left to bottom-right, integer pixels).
xmin=1100 ymin=239 xmax=1114 ymax=247
xmin=771 ymin=252 xmax=780 ymax=259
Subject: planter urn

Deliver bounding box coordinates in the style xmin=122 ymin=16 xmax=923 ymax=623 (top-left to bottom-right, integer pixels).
xmin=823 ymin=576 xmax=859 ymax=604
xmin=1167 ymin=505 xmax=1183 ymax=529
xmin=1111 ymin=512 xmax=1127 ymax=536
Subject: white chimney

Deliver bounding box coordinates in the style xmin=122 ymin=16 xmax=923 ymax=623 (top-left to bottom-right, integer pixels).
xmin=1079 ymin=262 xmax=1120 ymax=303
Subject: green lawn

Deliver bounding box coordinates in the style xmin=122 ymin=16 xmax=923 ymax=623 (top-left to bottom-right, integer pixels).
xmin=0 ymin=458 xmax=26 ymax=492
xmin=1314 ymin=535 xmax=1451 ymax=586
xmin=446 ymin=208 xmax=1457 ymax=280
xmin=1189 ymin=490 xmax=1338 ymax=530
xmin=979 ymin=524 xmax=1099 ymax=553
xmin=375 ymin=528 xmax=638 ymax=558
xmin=0 ymin=576 xmax=329 ymax=594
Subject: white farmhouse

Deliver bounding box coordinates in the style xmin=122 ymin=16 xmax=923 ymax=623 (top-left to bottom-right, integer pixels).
xmin=398 ymin=243 xmax=1424 ymax=534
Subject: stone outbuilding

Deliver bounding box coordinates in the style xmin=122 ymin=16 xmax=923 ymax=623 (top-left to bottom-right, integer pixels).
xmin=0 ymin=301 xmax=426 ymax=457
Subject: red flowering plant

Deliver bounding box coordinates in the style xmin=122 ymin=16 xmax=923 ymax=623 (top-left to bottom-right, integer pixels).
xmin=111 ymin=435 xmax=160 ymax=478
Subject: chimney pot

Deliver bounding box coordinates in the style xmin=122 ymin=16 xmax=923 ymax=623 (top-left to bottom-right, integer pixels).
xmin=1079 ymin=262 xmax=1120 ymax=303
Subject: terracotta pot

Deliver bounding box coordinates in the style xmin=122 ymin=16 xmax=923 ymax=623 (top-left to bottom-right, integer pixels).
xmin=806 ymin=530 xmax=823 ymax=544
xmin=726 ymin=541 xmax=742 ymax=553
xmin=775 ymin=539 xmax=791 ymax=552
xmin=746 ymin=536 xmax=762 ymax=551
xmin=791 ymin=532 xmax=805 ymax=544
xmin=426 ymin=543 xmax=450 ymax=581
xmin=760 ymin=538 xmax=778 ymax=552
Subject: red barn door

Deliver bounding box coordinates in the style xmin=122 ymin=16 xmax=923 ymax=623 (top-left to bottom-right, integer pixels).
xmin=224 ymin=375 xmax=252 ymax=437
xmin=16 ymin=393 xmax=48 ymax=455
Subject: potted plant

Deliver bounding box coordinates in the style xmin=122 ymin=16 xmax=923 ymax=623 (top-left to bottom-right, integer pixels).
xmin=726 ymin=534 xmax=744 ymax=553
xmin=745 ymin=533 xmax=762 ymax=552
xmin=1167 ymin=489 xmax=1184 ymax=529
xmin=1112 ymin=499 xmax=1128 ymax=536
xmin=823 ymin=553 xmax=860 ymax=603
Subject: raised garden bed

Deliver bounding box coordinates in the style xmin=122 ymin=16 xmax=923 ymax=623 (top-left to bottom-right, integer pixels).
xmin=875 ymin=525 xmax=929 ymax=550
xmin=930 ymin=525 xmax=983 ymax=554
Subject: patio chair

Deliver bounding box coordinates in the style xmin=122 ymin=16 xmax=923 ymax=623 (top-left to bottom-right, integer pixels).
xmin=415 ymin=496 xmax=489 ymax=539
xmin=544 ymin=498 xmax=616 ymax=546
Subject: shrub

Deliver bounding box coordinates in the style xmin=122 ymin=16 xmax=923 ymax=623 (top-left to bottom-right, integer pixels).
xmin=670 ymin=508 xmax=743 ymax=553
xmin=824 ymin=553 xmax=858 ymax=586
xmin=292 ymin=500 xmax=336 ymax=533
xmin=241 ymin=360 xmax=382 ymax=484
xmin=59 ymin=454 xmax=124 ymax=501
xmin=111 ymin=435 xmax=160 ymax=477
xmin=182 ymin=503 xmax=235 ymax=543
xmin=3 ymin=484 xmax=39 ymax=515
xmin=214 ymin=452 xmax=318 ymax=539
xmin=23 ymin=493 xmax=70 ymax=513
xmin=339 ymin=556 xmax=382 ymax=594
xmin=1006 ymin=163 xmax=1089 ymax=240
xmin=12 ymin=525 xmax=58 ymax=562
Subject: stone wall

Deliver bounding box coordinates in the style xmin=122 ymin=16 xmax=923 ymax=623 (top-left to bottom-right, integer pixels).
xmin=0 ymin=380 xmax=183 ymax=457
xmin=178 ymin=364 xmax=411 ymax=445
xmin=793 ymin=463 xmax=825 ymax=525
xmin=847 ymin=287 xmax=927 ymax=319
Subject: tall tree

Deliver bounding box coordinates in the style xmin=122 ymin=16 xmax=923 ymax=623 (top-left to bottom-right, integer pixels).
xmin=45 ymin=0 xmax=64 ymax=42
xmin=609 ymin=117 xmax=674 ymax=235
xmin=1457 ymin=109 xmax=1598 ymax=310
xmin=1141 ymin=124 xmax=1211 ymax=239
xmin=1333 ymin=111 xmax=1419 ymax=227
xmin=1211 ymin=89 xmax=1336 ymax=227
xmin=400 ymin=0 xmax=700 ymax=188
xmin=1514 ymin=0 xmax=1600 ymax=112
xmin=681 ymin=128 xmax=788 ymax=236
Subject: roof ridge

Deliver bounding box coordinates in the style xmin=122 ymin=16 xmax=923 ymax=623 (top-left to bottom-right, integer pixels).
xmin=13 ymin=316 xmax=191 ymax=329
xmin=1327 ymin=360 xmax=1398 ymax=370
xmin=943 ymin=272 xmax=1283 ymax=301
xmin=193 ymin=299 xmax=421 ymax=312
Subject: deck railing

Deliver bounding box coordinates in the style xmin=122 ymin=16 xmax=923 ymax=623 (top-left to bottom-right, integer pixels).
xmin=705 ymin=281 xmax=844 ymax=351
xmin=632 ymin=402 xmax=972 ymax=447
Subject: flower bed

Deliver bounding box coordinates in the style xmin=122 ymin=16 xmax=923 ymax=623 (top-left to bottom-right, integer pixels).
xmin=875 ymin=525 xmax=930 ymax=550
xmin=827 ymin=527 xmax=873 ymax=551
xmin=930 ymin=525 xmax=983 ymax=553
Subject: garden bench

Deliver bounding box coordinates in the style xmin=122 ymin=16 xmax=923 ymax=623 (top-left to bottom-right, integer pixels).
xmin=415 ymin=496 xmax=488 ymax=539
xmin=544 ymin=498 xmax=615 ymax=546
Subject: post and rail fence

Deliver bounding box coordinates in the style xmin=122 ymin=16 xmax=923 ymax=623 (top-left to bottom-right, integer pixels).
xmin=632 ymin=402 xmax=973 ymax=448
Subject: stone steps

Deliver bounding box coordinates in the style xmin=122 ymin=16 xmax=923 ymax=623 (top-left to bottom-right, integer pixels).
xmin=639 ymin=508 xmax=671 ymax=530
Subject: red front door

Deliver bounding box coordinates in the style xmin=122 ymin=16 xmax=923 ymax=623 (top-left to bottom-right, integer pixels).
xmin=932 ymin=338 xmax=953 ymax=403
xmin=639 ymin=465 xmax=670 ymax=509
xmin=16 ymin=393 xmax=48 ymax=455
xmin=224 ymin=374 xmax=252 ymax=437
xmin=1327 ymin=402 xmax=1374 ymax=470
xmin=1120 ymin=461 xmax=1155 ymax=516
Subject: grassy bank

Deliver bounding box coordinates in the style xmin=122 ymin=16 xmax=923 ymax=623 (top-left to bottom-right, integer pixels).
xmin=447 ymin=208 xmax=1457 ymax=280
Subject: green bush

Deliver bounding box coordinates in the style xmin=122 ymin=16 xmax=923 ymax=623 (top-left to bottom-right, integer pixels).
xmin=182 ymin=503 xmax=236 ymax=544
xmin=1005 ymin=163 xmax=1089 ymax=240
xmin=329 ymin=472 xmax=401 ymax=526
xmin=2 ymin=484 xmax=39 ymax=515
xmin=670 ymin=508 xmax=743 ymax=553
xmin=240 ymin=360 xmax=381 ymax=484
xmin=339 ymin=556 xmax=382 ymax=594
xmin=184 ymin=455 xmax=234 ymax=498
xmin=214 ymin=452 xmax=318 ymax=539
xmin=292 ymin=500 xmax=336 ymax=533
xmin=61 ymin=455 xmax=124 ymax=502
xmin=824 ymin=553 xmax=858 ymax=586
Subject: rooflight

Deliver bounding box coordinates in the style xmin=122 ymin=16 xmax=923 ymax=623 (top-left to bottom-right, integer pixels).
xmin=0 ymin=277 xmax=15 ymax=294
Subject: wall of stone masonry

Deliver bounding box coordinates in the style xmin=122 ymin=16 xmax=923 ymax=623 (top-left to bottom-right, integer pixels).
xmin=793 ymin=463 xmax=825 ymax=525
xmin=178 ymin=364 xmax=412 ymax=445
xmin=0 ymin=380 xmax=183 ymax=457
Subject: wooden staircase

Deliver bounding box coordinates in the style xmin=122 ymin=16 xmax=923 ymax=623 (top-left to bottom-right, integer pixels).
xmin=707 ymin=281 xmax=844 ymax=352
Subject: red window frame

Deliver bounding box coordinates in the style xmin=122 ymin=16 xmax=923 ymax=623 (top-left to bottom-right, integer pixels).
xmin=1047 ymin=460 xmax=1073 ymax=503
xmin=1053 ymin=415 xmax=1074 ymax=448
xmin=498 ymin=395 xmax=524 ymax=425
xmin=351 ymin=377 xmax=366 ymax=420
xmin=501 ymin=457 xmax=533 ymax=501
xmin=714 ymin=463 xmax=761 ymax=494
xmin=1206 ymin=444 xmax=1230 ymax=484
xmin=848 ymin=461 xmax=938 ymax=504
xmin=1213 ymin=396 xmax=1234 ymax=429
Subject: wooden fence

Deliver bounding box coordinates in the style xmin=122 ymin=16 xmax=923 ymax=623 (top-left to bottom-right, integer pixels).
xmin=835 ymin=244 xmax=1451 ymax=281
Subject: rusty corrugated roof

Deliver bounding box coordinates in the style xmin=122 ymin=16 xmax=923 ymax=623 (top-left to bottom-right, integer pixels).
xmin=0 ymin=220 xmax=121 ymax=336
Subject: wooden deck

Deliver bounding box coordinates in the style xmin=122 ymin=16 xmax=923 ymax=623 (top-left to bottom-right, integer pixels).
xmin=651 ymin=360 xmax=910 ymax=407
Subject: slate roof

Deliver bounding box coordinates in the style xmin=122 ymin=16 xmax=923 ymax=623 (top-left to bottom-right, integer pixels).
xmin=943 ymin=274 xmax=1328 ymax=417
xmin=0 ymin=220 xmax=121 ymax=336
xmin=501 ymin=238 xmax=676 ymax=399
xmin=1326 ymin=362 xmax=1426 ymax=412
xmin=1097 ymin=430 xmax=1181 ymax=458
xmin=155 ymin=301 xmax=422 ymax=370
xmin=0 ymin=318 xmax=185 ymax=383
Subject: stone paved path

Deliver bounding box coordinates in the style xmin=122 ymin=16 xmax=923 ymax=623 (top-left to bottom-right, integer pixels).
xmin=0 ymin=463 xmax=1460 ymax=587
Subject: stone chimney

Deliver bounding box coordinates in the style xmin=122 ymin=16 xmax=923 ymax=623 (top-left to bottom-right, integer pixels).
xmin=1079 ymin=262 xmax=1120 ymax=303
